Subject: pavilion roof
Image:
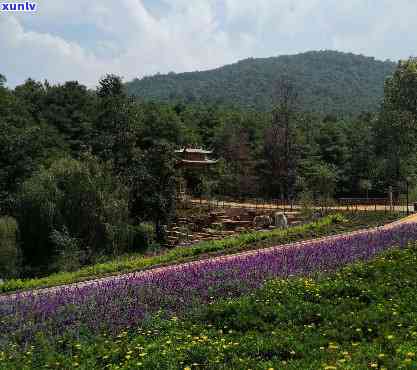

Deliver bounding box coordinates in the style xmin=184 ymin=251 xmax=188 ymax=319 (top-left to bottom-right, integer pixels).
xmin=180 ymin=159 xmax=218 ymax=164
xmin=175 ymin=148 xmax=213 ymax=154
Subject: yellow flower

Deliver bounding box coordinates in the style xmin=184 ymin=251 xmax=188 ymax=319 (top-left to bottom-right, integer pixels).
xmin=386 ymin=335 xmax=394 ymax=340
xmin=184 ymin=368 xmax=191 ymax=370
xmin=407 ymin=352 xmax=415 ymax=357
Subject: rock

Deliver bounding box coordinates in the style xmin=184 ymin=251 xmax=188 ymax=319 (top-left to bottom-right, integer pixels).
xmin=273 ymin=212 xmax=288 ymax=228
xmin=253 ymin=215 xmax=272 ymax=228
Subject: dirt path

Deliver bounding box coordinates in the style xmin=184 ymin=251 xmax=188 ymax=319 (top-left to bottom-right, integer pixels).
xmin=2 ymin=213 xmax=416 ymax=301
xmin=190 ymin=198 xmax=414 ymax=213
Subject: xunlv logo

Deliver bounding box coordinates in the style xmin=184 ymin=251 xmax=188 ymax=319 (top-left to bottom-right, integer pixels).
xmin=0 ymin=2 xmax=37 ymax=12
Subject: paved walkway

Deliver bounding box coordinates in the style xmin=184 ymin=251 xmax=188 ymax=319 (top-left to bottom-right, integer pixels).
xmin=2 ymin=213 xmax=417 ymax=301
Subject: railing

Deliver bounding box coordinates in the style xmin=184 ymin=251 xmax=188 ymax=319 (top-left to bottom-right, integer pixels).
xmin=177 ymin=195 xmax=412 ymax=214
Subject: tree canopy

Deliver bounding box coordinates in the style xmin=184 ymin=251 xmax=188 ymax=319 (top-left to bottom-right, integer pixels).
xmin=126 ymin=51 xmax=396 ymax=116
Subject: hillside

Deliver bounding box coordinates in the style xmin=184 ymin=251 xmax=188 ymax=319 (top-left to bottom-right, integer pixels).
xmin=126 ymin=50 xmax=396 ymax=115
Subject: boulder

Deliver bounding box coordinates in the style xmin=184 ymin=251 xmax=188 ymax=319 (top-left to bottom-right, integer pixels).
xmin=273 ymin=212 xmax=288 ymax=228
xmin=253 ymin=215 xmax=272 ymax=228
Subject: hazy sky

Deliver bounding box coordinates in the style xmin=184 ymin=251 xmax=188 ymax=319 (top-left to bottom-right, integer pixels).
xmin=1 ymin=0 xmax=416 ymax=87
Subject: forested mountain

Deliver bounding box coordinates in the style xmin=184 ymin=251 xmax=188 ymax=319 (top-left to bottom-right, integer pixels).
xmin=126 ymin=50 xmax=396 ymax=115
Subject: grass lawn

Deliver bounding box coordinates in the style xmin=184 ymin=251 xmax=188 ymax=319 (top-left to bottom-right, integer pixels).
xmin=0 ymin=211 xmax=402 ymax=294
xmin=2 ymin=229 xmax=417 ymax=369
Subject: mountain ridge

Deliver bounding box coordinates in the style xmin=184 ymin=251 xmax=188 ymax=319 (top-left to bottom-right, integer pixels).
xmin=126 ymin=50 xmax=397 ymax=115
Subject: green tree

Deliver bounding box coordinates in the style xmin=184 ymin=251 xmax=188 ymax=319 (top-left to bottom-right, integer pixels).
xmin=14 ymin=79 xmax=46 ymax=124
xmin=261 ymin=77 xmax=300 ymax=199
xmin=0 ymin=73 xmax=6 ymax=88
xmin=375 ymin=58 xmax=417 ymax=188
xmin=298 ymin=160 xmax=338 ymax=199
xmin=127 ymin=143 xmax=177 ymax=243
xmin=92 ymin=74 xmax=135 ymax=162
xmin=15 ymin=156 xmax=131 ymax=275
xmin=40 ymin=81 xmax=94 ymax=154
xmin=358 ymin=179 xmax=373 ymax=199
xmin=0 ymin=80 xmax=65 ymax=208
xmin=97 ymin=74 xmax=125 ymax=99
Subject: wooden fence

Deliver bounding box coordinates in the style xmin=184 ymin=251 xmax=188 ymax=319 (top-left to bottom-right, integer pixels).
xmin=178 ymin=195 xmax=413 ymax=214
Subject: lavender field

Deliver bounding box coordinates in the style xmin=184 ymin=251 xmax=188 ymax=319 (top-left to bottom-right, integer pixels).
xmin=1 ymin=222 xmax=417 ymax=348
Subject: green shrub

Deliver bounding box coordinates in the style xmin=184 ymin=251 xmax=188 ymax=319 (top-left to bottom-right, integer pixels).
xmin=298 ymin=190 xmax=315 ymax=218
xmin=129 ymin=222 xmax=156 ymax=252
xmin=0 ymin=216 xmax=18 ymax=278
xmin=49 ymin=227 xmax=84 ymax=272
xmin=15 ymin=155 xmax=132 ymax=275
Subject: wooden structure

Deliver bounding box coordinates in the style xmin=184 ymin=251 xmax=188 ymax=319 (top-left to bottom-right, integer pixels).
xmin=175 ymin=148 xmax=218 ymax=197
xmin=175 ymin=148 xmax=218 ymax=168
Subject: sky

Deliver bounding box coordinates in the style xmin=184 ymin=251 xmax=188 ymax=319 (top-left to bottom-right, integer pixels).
xmin=1 ymin=0 xmax=416 ymax=88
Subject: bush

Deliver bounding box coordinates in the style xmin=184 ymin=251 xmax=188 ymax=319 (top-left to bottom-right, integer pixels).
xmin=298 ymin=190 xmax=315 ymax=219
xmin=129 ymin=222 xmax=156 ymax=252
xmin=0 ymin=216 xmax=18 ymax=278
xmin=15 ymin=155 xmax=132 ymax=276
xmin=49 ymin=227 xmax=84 ymax=272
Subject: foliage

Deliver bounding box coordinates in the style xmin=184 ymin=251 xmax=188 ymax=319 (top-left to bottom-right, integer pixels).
xmin=375 ymin=58 xmax=417 ymax=188
xmin=299 ymin=160 xmax=338 ymax=198
xmin=126 ymin=50 xmax=396 ymax=116
xmin=0 ymin=217 xmax=18 ymax=279
xmin=129 ymin=222 xmax=157 ymax=252
xmin=40 ymin=80 xmax=95 ymax=154
xmin=15 ymin=156 xmax=131 ymax=276
xmin=260 ymin=77 xmax=300 ymax=198
xmin=97 ymin=74 xmax=125 ymax=99
xmin=0 ymin=84 xmax=65 ymax=205
xmin=49 ymin=227 xmax=84 ymax=273
xmin=127 ymin=143 xmax=178 ymax=243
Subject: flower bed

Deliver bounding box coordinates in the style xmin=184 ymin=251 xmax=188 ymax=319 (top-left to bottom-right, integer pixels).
xmin=1 ymin=222 xmax=417 ymax=348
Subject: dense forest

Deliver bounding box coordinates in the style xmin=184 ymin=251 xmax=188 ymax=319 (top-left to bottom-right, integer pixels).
xmin=1 ymin=56 xmax=417 ymax=280
xmin=126 ymin=50 xmax=396 ymax=116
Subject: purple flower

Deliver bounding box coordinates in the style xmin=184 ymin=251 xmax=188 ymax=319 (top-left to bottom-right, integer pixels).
xmin=1 ymin=222 xmax=416 ymax=347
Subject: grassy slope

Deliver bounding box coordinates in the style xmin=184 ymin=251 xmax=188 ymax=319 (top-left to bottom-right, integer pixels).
xmin=2 ymin=226 xmax=417 ymax=369
xmin=0 ymin=212 xmax=401 ymax=294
